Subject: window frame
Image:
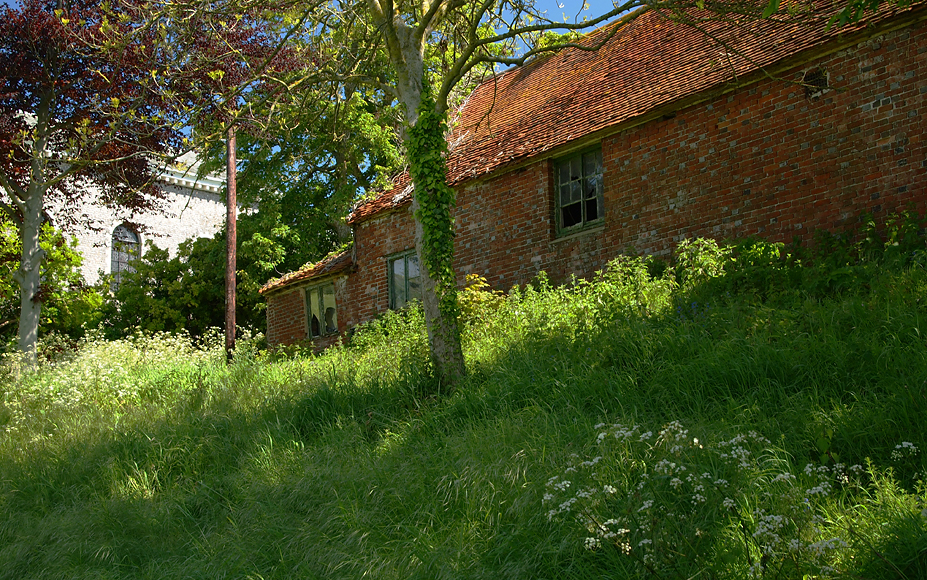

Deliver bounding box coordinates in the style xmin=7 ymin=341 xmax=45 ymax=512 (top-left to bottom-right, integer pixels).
xmin=305 ymin=282 xmax=338 ymax=339
xmin=387 ymin=250 xmax=423 ymax=310
xmin=554 ymin=147 xmax=605 ymax=236
xmin=111 ymin=224 xmax=140 ymax=288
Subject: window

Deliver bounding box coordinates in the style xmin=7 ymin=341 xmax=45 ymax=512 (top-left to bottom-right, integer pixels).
xmin=802 ymin=67 xmax=829 ymax=99
xmin=306 ymin=283 xmax=338 ymax=338
xmin=388 ymin=251 xmax=422 ymax=309
xmin=111 ymin=224 xmax=140 ymax=288
xmin=555 ymin=148 xmax=604 ymax=233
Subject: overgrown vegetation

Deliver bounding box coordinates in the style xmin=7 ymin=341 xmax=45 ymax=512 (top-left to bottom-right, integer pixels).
xmin=100 ymin=206 xmax=305 ymax=338
xmin=1 ymin=214 xmax=925 ymax=579
xmin=0 ymin=217 xmax=103 ymax=346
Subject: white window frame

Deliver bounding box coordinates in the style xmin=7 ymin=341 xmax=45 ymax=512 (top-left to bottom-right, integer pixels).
xmin=111 ymin=224 xmax=140 ymax=288
xmin=305 ymin=282 xmax=338 ymax=338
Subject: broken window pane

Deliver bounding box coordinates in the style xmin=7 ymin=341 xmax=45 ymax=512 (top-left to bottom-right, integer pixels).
xmin=307 ymin=283 xmax=337 ymax=338
xmin=570 ymin=157 xmax=582 ymax=181
xmin=555 ymin=147 xmax=604 ymax=233
xmin=562 ymin=202 xmax=582 ymax=228
xmin=571 ymin=180 xmax=582 ymax=203
xmin=585 ymin=197 xmax=598 ymax=222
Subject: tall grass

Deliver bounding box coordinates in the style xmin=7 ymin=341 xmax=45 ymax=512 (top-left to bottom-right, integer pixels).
xmin=1 ymin=233 xmax=925 ymax=579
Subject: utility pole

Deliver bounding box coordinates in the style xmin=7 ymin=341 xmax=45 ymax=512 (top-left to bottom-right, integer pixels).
xmin=225 ymin=126 xmax=237 ymax=362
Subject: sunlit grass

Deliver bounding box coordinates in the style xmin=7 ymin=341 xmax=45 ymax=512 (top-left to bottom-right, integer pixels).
xmin=1 ymin=240 xmax=926 ymax=579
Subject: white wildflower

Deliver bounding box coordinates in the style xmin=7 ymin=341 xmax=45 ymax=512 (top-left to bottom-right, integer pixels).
xmin=584 ymin=537 xmax=601 ymax=550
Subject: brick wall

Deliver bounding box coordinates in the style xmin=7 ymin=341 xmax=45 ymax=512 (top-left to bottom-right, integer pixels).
xmin=454 ymin=22 xmax=926 ymax=289
xmin=341 ymin=210 xmax=417 ymax=328
xmin=265 ymin=273 xmax=353 ymax=348
xmin=602 ymin=27 xmax=926 ymax=259
xmin=265 ymin=285 xmax=305 ymax=346
xmin=266 ymin=19 xmax=927 ymax=345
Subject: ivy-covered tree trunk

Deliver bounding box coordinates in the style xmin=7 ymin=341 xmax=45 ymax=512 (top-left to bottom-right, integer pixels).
xmin=375 ymin=11 xmax=466 ymax=387
xmin=406 ymin=95 xmax=466 ymax=387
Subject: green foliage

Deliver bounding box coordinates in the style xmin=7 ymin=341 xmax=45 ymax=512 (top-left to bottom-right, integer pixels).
xmin=101 ymin=207 xmax=303 ymax=338
xmin=675 ymin=237 xmax=731 ymax=289
xmin=457 ymin=273 xmax=504 ymax=325
xmin=1 ymin=227 xmax=926 ymax=579
xmin=407 ymin=85 xmax=461 ymax=324
xmin=0 ymin=217 xmax=103 ymax=344
xmin=535 ymin=29 xmax=582 ymax=50
xmin=828 ymin=0 xmax=916 ymax=28
xmin=671 ymin=210 xmax=926 ymax=305
xmin=543 ymin=422 xmax=876 ymax=578
xmin=198 ymin=86 xmax=403 ymax=253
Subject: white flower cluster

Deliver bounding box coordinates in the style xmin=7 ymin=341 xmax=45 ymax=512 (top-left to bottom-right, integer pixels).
xmin=891 ymin=441 xmax=919 ymax=461
xmin=541 ymin=419 xmax=862 ymax=577
xmin=717 ymin=431 xmax=769 ymax=468
xmin=752 ymin=511 xmax=788 ymax=554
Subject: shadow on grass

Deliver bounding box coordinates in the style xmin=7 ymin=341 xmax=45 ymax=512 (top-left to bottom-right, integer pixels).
xmin=2 ymin=266 xmax=926 ymax=578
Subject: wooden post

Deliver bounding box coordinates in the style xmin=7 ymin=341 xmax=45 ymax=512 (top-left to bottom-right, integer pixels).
xmin=225 ymin=126 xmax=237 ymax=362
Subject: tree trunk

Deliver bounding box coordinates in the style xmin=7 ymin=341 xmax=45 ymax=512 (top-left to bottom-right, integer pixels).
xmin=397 ymin=72 xmax=465 ymax=387
xmin=411 ymin=195 xmax=466 ymax=386
xmin=15 ymin=186 xmax=46 ymax=365
xmin=373 ymin=7 xmax=466 ymax=388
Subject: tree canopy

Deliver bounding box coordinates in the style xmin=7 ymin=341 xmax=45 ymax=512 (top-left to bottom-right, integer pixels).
xmin=0 ymin=0 xmax=191 ymax=359
xmin=0 ymin=0 xmax=302 ymax=359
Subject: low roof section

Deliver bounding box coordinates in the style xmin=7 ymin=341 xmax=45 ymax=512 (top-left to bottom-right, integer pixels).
xmin=348 ymin=2 xmax=924 ymax=224
xmin=259 ymin=248 xmax=353 ymax=295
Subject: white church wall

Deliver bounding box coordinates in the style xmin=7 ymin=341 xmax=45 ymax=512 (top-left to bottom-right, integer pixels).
xmin=47 ymin=153 xmax=227 ymax=285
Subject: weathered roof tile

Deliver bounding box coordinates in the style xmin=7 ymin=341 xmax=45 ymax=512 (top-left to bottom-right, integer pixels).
xmin=259 ymin=249 xmax=353 ymax=295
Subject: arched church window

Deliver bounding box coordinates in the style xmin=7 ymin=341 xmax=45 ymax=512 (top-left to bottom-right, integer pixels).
xmin=111 ymin=224 xmax=140 ymax=288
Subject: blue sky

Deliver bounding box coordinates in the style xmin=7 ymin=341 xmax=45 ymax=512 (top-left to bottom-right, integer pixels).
xmin=537 ymin=0 xmax=625 ymax=22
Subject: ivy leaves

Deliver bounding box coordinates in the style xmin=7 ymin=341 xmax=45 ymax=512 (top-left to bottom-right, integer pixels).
xmin=407 ymin=86 xmax=459 ymax=323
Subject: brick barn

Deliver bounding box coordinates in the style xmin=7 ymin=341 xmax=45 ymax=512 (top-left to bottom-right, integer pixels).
xmin=261 ymin=5 xmax=927 ymax=348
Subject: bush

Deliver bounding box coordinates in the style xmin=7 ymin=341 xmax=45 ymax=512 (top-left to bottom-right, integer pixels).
xmin=0 ymin=217 xmax=103 ymax=345
xmin=100 ymin=208 xmax=307 ymax=339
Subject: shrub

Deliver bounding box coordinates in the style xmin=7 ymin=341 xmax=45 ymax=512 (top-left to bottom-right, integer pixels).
xmin=0 ymin=217 xmax=104 ymax=344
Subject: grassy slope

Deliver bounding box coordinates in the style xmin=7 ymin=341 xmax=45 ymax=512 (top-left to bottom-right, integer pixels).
xmin=1 ymin=247 xmax=926 ymax=579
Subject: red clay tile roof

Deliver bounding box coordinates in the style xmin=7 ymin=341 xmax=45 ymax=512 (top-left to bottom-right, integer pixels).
xmin=259 ymin=248 xmax=353 ymax=295
xmin=348 ymin=4 xmax=918 ymax=224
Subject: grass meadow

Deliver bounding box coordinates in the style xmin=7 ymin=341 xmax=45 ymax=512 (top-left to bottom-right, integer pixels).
xmin=1 ymin=235 xmax=926 ymax=579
